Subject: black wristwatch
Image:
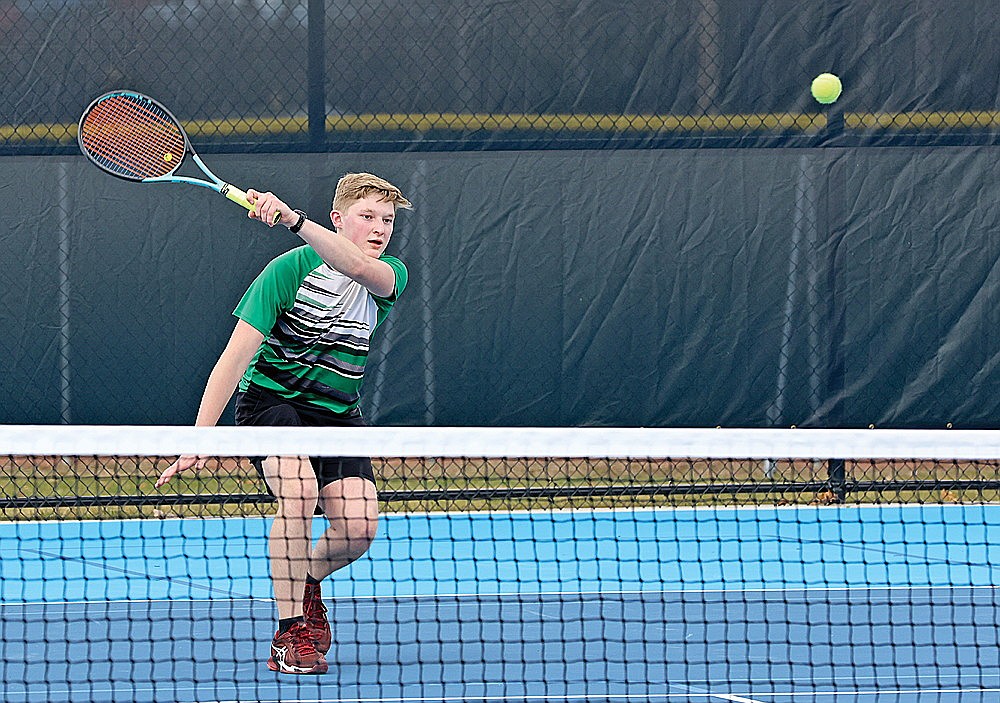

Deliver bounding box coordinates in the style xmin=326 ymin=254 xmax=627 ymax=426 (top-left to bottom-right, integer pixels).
xmin=288 ymin=209 xmax=307 ymax=234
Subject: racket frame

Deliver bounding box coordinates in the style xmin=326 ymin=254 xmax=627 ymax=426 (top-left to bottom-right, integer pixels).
xmin=78 ymin=90 xmax=272 ymax=220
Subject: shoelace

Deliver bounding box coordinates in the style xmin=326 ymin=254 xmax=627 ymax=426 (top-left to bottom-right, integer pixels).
xmin=303 ymin=586 xmax=327 ymax=620
xmin=286 ymin=624 xmax=320 ymax=656
xmin=305 ymin=613 xmax=326 ymax=630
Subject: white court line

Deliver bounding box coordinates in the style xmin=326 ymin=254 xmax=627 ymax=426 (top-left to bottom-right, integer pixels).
xmin=3 ymin=582 xmax=998 ymax=608
xmin=199 ymin=688 xmax=1000 ymax=703
xmin=212 ymin=698 xmax=689 ymax=703
xmin=17 ymin=686 xmax=1000 ymax=703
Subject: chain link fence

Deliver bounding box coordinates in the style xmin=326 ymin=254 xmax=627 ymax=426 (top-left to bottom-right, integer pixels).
xmin=2 ymin=0 xmax=999 ymax=153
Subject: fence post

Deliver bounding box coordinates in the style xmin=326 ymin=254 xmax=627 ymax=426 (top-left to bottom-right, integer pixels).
xmin=308 ymin=0 xmax=326 ymax=149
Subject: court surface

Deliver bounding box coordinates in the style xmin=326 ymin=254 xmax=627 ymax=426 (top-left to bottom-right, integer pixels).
xmin=2 ymin=504 xmax=999 ymax=703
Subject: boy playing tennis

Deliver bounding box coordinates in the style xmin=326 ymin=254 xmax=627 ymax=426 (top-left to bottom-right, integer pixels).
xmin=156 ymin=172 xmax=412 ymax=675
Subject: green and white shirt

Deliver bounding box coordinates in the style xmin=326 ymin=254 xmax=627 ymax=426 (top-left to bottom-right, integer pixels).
xmin=234 ymin=245 xmax=407 ymax=416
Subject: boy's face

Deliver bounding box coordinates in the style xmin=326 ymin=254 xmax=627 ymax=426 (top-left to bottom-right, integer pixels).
xmin=331 ymin=195 xmax=396 ymax=258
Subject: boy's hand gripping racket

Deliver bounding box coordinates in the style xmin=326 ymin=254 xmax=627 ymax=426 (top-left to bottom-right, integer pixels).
xmin=78 ymin=90 xmax=279 ymax=223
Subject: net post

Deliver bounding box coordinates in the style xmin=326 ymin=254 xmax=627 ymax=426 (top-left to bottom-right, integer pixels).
xmin=827 ymin=458 xmax=847 ymax=502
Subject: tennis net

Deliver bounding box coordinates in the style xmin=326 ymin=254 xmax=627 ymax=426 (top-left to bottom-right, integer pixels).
xmin=1 ymin=425 xmax=999 ymax=702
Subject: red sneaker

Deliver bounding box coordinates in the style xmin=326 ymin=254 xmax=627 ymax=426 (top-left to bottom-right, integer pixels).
xmin=267 ymin=621 xmax=328 ymax=675
xmin=303 ymin=582 xmax=332 ymax=654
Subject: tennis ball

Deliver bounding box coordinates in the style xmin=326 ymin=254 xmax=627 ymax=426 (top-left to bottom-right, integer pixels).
xmin=811 ymin=73 xmax=842 ymax=104
xmin=164 ymin=152 xmax=173 ymax=162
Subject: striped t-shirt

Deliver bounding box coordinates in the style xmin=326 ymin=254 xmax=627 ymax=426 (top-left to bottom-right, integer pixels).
xmin=234 ymin=245 xmax=407 ymax=416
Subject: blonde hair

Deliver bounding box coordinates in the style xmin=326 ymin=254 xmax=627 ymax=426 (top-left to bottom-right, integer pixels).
xmin=332 ymin=172 xmax=412 ymax=213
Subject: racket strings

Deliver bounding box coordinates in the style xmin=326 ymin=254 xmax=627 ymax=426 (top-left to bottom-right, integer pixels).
xmin=80 ymin=95 xmax=185 ymax=180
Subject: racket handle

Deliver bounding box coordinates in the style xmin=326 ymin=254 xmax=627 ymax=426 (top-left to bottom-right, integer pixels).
xmin=222 ymin=184 xmax=282 ymax=225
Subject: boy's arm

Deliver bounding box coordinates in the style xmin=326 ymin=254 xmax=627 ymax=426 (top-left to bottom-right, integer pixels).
xmin=156 ymin=320 xmax=264 ymax=487
xmin=193 ymin=319 xmax=266 ymax=426
xmin=245 ymin=189 xmax=396 ymax=298
xmin=292 ymin=219 xmax=396 ymax=297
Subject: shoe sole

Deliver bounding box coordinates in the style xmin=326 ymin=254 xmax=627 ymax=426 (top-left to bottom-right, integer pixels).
xmin=267 ymin=657 xmax=329 ymax=675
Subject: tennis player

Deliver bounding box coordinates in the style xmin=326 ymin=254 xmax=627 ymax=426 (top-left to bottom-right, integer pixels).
xmin=156 ymin=172 xmax=412 ymax=675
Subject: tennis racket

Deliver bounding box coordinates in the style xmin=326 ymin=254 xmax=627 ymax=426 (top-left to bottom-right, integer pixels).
xmin=78 ymin=90 xmax=279 ymax=223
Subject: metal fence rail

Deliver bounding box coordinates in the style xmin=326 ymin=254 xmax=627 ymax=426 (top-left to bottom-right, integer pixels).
xmin=3 ymin=0 xmax=1000 ymax=154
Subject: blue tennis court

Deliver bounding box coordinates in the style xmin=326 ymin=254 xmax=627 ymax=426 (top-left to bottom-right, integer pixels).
xmin=3 ymin=504 xmax=999 ymax=703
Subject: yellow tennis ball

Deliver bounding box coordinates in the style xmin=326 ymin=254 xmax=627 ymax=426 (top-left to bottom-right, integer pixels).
xmin=811 ymin=73 xmax=842 ymax=104
xmin=164 ymin=152 xmax=173 ymax=162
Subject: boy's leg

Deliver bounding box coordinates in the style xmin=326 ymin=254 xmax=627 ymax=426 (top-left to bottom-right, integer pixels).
xmin=260 ymin=454 xmax=328 ymax=674
xmin=301 ymin=476 xmax=378 ymax=654
xmin=261 ymin=455 xmax=319 ymax=619
xmin=311 ymin=476 xmax=380 ymax=579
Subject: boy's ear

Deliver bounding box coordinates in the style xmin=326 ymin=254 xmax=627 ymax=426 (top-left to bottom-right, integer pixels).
xmin=330 ymin=209 xmax=341 ymax=229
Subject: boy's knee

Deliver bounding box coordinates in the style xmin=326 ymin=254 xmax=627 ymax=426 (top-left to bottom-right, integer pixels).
xmin=345 ymin=515 xmax=378 ymax=557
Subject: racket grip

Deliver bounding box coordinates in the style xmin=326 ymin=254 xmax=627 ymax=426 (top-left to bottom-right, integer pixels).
xmin=223 ymin=185 xmax=282 ymax=225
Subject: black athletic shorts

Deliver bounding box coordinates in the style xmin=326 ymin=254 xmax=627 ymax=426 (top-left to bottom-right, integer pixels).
xmin=234 ymin=383 xmax=376 ymax=490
